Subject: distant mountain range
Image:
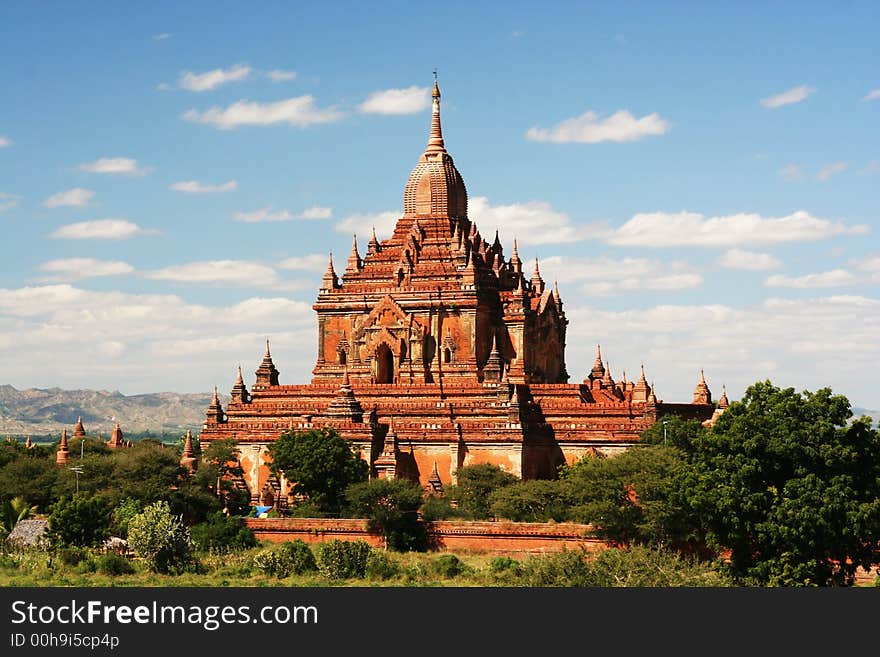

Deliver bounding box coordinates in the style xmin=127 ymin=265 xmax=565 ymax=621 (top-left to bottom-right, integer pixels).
xmin=0 ymin=385 xmax=217 ymax=438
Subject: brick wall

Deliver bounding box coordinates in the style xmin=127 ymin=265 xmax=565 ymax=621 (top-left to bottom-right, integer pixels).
xmin=245 ymin=518 xmax=606 ymax=555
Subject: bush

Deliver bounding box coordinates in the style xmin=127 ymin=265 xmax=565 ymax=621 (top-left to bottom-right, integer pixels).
xmin=429 ymin=553 xmax=467 ymax=579
xmin=191 ymin=513 xmax=257 ymax=553
xmin=489 ymin=556 xmax=520 ymax=573
xmin=519 ymin=549 xmax=594 ymax=587
xmin=344 ymin=479 xmax=426 ymax=551
xmin=452 ymin=464 xmax=518 ymax=519
xmin=110 ymin=498 xmax=142 ymax=538
xmin=316 ymin=540 xmax=372 ymax=579
xmin=253 ymin=540 xmax=317 ymax=578
xmin=57 ymin=546 xmax=87 ymax=567
xmin=47 ymin=496 xmax=111 ymax=548
xmin=127 ymin=501 xmax=196 ymax=574
xmin=420 ymin=495 xmax=457 ymax=522
xmin=365 ymin=550 xmax=400 ymax=581
xmin=96 ymin=552 xmax=135 ymax=576
xmin=489 ymin=480 xmax=569 ymax=522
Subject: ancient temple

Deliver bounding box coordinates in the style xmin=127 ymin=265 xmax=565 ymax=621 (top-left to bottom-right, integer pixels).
xmin=198 ymin=79 xmax=719 ymax=503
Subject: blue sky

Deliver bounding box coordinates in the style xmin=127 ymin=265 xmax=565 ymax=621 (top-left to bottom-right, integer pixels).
xmin=1 ymin=1 xmax=878 ymax=410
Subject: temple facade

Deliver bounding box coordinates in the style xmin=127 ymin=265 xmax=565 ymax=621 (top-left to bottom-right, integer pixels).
xmin=198 ymin=80 xmax=719 ymax=505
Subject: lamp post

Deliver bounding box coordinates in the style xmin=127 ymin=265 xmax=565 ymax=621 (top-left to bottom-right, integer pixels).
xmin=662 ymin=420 xmax=668 ymax=446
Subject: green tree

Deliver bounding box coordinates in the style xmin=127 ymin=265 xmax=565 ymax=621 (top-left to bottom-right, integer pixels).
xmin=0 ymin=456 xmax=60 ymax=511
xmin=451 ymin=463 xmax=518 ymax=519
xmin=191 ymin=439 xmax=250 ymax=517
xmin=0 ymin=496 xmax=38 ymax=540
xmin=127 ymin=501 xmax=195 ymax=574
xmin=560 ymin=446 xmax=700 ymax=548
xmin=268 ymin=428 xmax=368 ymax=516
xmin=47 ymin=496 xmax=111 ymax=547
xmin=190 ymin=512 xmax=257 ymax=552
xmin=488 ymin=479 xmax=570 ymax=522
xmin=681 ymin=380 xmax=880 ymax=586
xmin=344 ymin=478 xmax=426 ymax=551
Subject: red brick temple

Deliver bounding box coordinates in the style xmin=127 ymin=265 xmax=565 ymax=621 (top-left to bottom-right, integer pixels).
xmin=198 ymin=80 xmax=720 ymax=505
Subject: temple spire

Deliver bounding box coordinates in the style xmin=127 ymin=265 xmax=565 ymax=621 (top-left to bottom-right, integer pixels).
xmin=346 ymin=234 xmax=362 ymax=274
xmin=718 ymin=384 xmax=730 ymax=409
xmin=510 ymin=238 xmax=522 ymax=274
xmin=693 ymin=369 xmax=712 ymax=405
xmin=425 ymin=74 xmax=446 ymax=155
xmin=180 ymin=429 xmax=198 ymax=472
xmin=367 ymin=226 xmax=380 ymax=255
xmin=322 ymin=252 xmax=339 ymax=291
xmin=255 ymin=339 xmax=280 ymax=387
xmin=532 ymin=258 xmax=545 ymax=295
xmin=73 ymin=416 xmax=86 ymax=438
xmin=56 ymin=428 xmax=69 ymax=465
xmin=108 ymin=422 xmax=124 ymax=449
xmin=590 ymin=345 xmax=605 ymax=380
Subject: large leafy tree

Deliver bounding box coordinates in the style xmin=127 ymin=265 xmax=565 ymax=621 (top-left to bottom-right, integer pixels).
xmin=47 ymin=495 xmax=112 ymax=548
xmin=268 ymin=428 xmax=369 ymax=516
xmin=189 ymin=438 xmax=250 ymax=518
xmin=450 ymin=463 xmax=518 ymax=520
xmin=681 ymin=380 xmax=880 ymax=586
xmin=560 ymin=446 xmax=700 ymax=549
xmin=344 ymin=478 xmax=426 ymax=551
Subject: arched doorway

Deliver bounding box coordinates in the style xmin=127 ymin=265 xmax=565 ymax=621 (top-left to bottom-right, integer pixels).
xmin=376 ymin=343 xmax=394 ymax=383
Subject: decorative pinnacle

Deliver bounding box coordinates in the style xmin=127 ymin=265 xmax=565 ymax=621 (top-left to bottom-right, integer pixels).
xmin=236 ymin=365 xmax=244 ymax=384
xmin=700 ymin=368 xmax=706 ymax=384
xmin=533 ymin=257 xmax=542 ymax=279
xmin=265 ymin=338 xmax=271 ymax=358
xmin=425 ymin=74 xmax=446 ymax=155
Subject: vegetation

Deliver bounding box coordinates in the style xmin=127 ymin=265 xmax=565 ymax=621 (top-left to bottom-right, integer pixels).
xmin=253 ymin=540 xmax=317 ymax=578
xmin=448 ymin=463 xmax=518 ymax=519
xmin=344 ymin=478 xmax=426 ymax=550
xmin=268 ymin=428 xmax=369 ymax=516
xmin=191 ymin=512 xmax=257 ymax=553
xmin=47 ymin=496 xmax=111 ymax=548
xmin=127 ymin=501 xmax=196 ymax=574
xmin=316 ymin=539 xmax=372 ymax=579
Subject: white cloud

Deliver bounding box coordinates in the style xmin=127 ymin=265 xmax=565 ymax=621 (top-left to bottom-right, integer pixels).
xmin=468 ymin=196 xmax=595 ymax=245
xmin=179 ymin=64 xmax=251 ymax=92
xmin=852 ymin=255 xmax=880 ymax=284
xmin=335 ymin=210 xmax=400 ymax=239
xmin=50 ymin=219 xmax=154 ymax=240
xmin=0 ymin=192 xmax=19 ymax=212
xmin=764 ymin=269 xmax=855 ymax=288
xmin=156 ymin=83 xmax=173 ymax=91
xmin=862 ymin=89 xmax=880 ymax=101
xmin=779 ymin=164 xmax=803 ymax=182
xmin=42 ymin=187 xmax=95 ymax=208
xmin=232 ymin=206 xmax=332 ymax=223
xmin=526 ymin=109 xmax=670 ymax=143
xmin=153 ymin=33 xmax=172 ymax=41
xmin=278 ymin=254 xmax=330 ymax=272
xmin=358 ymin=86 xmax=431 ymax=115
xmin=0 ymin=283 xmax=317 ymax=393
xmin=717 ymin=249 xmax=782 ymax=271
xmin=182 ymin=96 xmax=342 ymax=129
xmin=170 ymin=180 xmax=237 ymax=194
xmin=541 ymin=255 xmax=701 ymax=296
xmin=563 ymin=294 xmax=880 ymax=409
xmin=266 ymin=69 xmax=297 ymax=82
xmin=606 ymin=210 xmax=868 ymax=247
xmin=38 ymin=258 xmax=134 ymax=281
xmin=816 ymin=162 xmax=848 ymax=181
xmin=760 ymin=85 xmax=816 ymax=108
xmin=146 ymin=260 xmax=278 ymax=284
xmin=233 ymin=208 xmax=293 ymax=223
xmin=78 ymin=157 xmax=150 ymax=175
xmin=0 ymin=136 xmax=10 ymax=148
xmin=299 ymin=206 xmax=332 ymax=220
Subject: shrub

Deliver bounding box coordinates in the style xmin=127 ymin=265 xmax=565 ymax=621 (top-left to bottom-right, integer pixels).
xmin=127 ymin=501 xmax=196 ymax=574
xmin=452 ymin=464 xmax=518 ymax=519
xmin=253 ymin=540 xmax=317 ymax=578
xmin=317 ymin=540 xmax=371 ymax=579
xmin=429 ymin=553 xmax=467 ymax=579
xmin=110 ymin=498 xmax=142 ymax=538
xmin=47 ymin=496 xmax=111 ymax=548
xmin=519 ymin=549 xmax=594 ymax=587
xmin=489 ymin=480 xmax=570 ymax=522
xmin=75 ymin=557 xmax=97 ymax=574
xmin=365 ymin=550 xmax=400 ymax=581
xmin=344 ymin=479 xmax=426 ymax=551
xmin=96 ymin=552 xmax=135 ymax=576
xmin=419 ymin=495 xmax=457 ymax=522
xmin=57 ymin=546 xmax=87 ymax=567
xmin=489 ymin=556 xmax=520 ymax=573
xmin=191 ymin=512 xmax=257 ymax=553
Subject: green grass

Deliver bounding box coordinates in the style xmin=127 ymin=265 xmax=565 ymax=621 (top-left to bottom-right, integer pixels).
xmin=0 ymin=543 xmax=734 ymax=587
